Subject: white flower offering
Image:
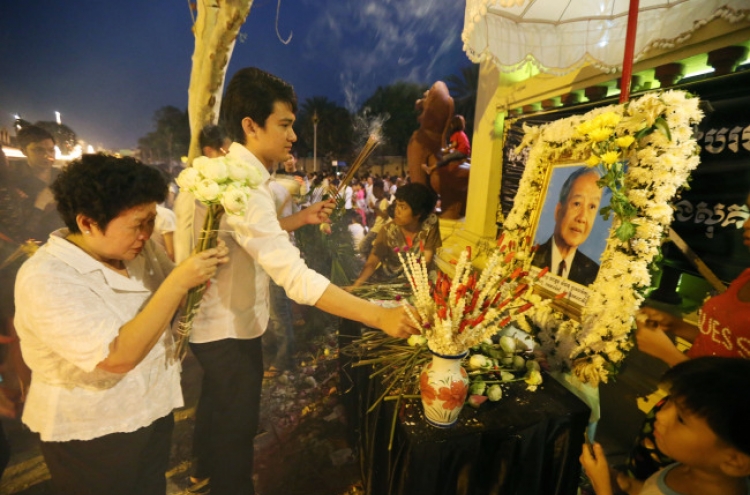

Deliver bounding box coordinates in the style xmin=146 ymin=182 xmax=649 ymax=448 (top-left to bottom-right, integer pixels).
xmin=506 ymin=89 xmax=704 ymax=386
xmin=399 ymin=236 xmax=548 ymax=357
xmin=172 ymin=153 xmax=263 ymax=361
xmin=176 ymin=154 xmax=263 ymax=215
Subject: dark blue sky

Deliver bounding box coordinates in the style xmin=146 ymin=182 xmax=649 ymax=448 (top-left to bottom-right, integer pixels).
xmin=0 ymin=0 xmax=470 ymax=151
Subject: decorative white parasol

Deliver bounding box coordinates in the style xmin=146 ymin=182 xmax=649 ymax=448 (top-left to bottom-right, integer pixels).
xmin=463 ymin=0 xmax=750 ymax=100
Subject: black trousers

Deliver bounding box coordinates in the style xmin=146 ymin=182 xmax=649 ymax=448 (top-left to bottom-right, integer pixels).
xmin=40 ymin=414 xmax=174 ymax=495
xmin=190 ymin=337 xmax=264 ymax=495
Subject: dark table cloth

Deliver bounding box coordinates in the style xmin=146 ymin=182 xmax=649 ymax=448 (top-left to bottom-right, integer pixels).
xmin=339 ymin=319 xmax=591 ymax=495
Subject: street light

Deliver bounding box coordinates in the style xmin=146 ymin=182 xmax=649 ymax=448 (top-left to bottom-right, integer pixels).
xmin=312 ymin=110 xmax=319 ymax=173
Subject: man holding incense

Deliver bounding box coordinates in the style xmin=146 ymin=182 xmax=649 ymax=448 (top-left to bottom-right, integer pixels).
xmin=177 ymin=67 xmax=419 ymax=495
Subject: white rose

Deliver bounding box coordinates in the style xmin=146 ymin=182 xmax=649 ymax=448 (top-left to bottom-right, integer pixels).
xmin=226 ymin=181 xmax=252 ymax=196
xmin=194 ymin=179 xmax=221 ymax=203
xmin=225 ymin=156 xmax=252 ymax=181
xmin=245 ymin=165 xmax=264 ymax=188
xmin=176 ymin=167 xmax=201 ymax=191
xmin=221 ymin=187 xmax=249 ymax=215
xmin=191 ymin=156 xmax=211 ymax=171
xmin=195 ymin=157 xmax=228 ymax=182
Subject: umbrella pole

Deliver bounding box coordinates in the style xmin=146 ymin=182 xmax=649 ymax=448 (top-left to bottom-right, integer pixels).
xmin=620 ymin=0 xmax=641 ymax=103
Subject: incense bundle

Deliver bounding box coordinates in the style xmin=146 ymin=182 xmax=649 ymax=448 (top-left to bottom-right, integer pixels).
xmin=337 ymin=133 xmax=381 ymax=195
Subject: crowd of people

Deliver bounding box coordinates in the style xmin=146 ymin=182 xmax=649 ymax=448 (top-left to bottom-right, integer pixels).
xmin=0 ymin=67 xmax=425 ymax=495
xmin=0 ymin=64 xmax=748 ymax=495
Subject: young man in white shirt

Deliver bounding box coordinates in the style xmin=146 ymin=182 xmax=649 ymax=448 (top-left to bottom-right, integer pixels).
xmin=178 ymin=67 xmax=419 ymax=495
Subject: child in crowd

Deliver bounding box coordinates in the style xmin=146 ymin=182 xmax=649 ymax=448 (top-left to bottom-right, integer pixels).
xmin=360 ymin=178 xmax=389 ymax=257
xmin=580 ymin=356 xmax=750 ymax=495
xmin=421 ymin=114 xmax=471 ymax=176
xmin=347 ymin=210 xmax=367 ymax=254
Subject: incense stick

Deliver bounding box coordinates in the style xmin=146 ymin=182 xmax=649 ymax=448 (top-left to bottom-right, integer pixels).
xmin=337 ymin=134 xmax=381 ymax=195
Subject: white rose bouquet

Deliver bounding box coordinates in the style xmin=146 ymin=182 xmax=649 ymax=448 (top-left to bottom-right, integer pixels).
xmin=172 ymin=154 xmax=263 ymax=360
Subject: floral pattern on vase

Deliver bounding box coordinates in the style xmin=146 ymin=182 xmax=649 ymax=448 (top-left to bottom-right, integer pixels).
xmin=420 ymin=351 xmax=469 ymax=427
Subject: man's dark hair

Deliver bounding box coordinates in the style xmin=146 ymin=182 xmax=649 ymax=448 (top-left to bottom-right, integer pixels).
xmin=662 ymin=357 xmax=750 ymax=455
xmin=17 ymin=125 xmax=55 ymax=150
xmin=372 ymin=178 xmax=384 ymax=191
xmin=52 ymin=154 xmax=167 ymax=234
xmin=220 ymin=67 xmax=298 ymax=143
xmin=199 ymin=124 xmax=228 ymax=151
xmin=394 ymin=183 xmax=438 ymax=222
xmin=558 ymin=167 xmax=602 ymax=205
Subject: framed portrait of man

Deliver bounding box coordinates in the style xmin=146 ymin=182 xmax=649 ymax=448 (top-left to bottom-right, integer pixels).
xmin=498 ymin=91 xmax=704 ymax=385
xmin=529 ymin=164 xmax=613 ymax=306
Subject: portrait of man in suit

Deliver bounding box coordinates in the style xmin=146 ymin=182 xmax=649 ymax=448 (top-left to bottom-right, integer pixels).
xmin=531 ymin=166 xmax=604 ymax=286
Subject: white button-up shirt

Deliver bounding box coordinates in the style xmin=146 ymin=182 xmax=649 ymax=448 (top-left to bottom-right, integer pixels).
xmin=183 ymin=143 xmax=330 ymax=343
xmin=14 ymin=231 xmax=183 ymax=442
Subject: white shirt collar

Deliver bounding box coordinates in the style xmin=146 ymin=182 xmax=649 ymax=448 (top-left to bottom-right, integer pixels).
xmin=46 ymin=229 xmax=150 ymax=292
xmin=550 ymin=239 xmax=577 ymax=279
xmin=228 ymin=142 xmax=271 ymax=183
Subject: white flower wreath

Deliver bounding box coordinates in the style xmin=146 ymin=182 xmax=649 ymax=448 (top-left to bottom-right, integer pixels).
xmin=503 ymin=90 xmax=704 ymax=386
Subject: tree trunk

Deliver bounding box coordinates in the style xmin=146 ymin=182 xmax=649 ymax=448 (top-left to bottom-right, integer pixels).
xmin=186 ymin=0 xmax=254 ymax=164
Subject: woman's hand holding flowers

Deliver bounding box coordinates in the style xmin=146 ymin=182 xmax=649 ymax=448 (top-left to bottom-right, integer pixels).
xmin=171 ymin=239 xmax=229 ymax=291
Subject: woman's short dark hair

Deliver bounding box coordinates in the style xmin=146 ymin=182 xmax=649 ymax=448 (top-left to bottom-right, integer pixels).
xmin=52 ymin=154 xmax=167 ymax=234
xmin=394 ymin=183 xmax=438 ymax=222
xmin=663 ymin=357 xmax=750 ymax=456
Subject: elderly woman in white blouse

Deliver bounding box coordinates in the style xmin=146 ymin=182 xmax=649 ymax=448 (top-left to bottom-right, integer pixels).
xmin=14 ymin=155 xmax=227 ymax=495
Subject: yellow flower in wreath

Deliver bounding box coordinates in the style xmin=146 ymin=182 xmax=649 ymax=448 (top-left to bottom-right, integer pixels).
xmin=596 ymin=112 xmax=622 ymax=128
xmin=586 ymin=155 xmax=601 ymax=167
xmin=588 ymin=127 xmax=614 ymax=142
xmin=601 ymin=151 xmax=620 ymax=165
xmin=576 ymin=120 xmax=594 ymax=136
xmin=615 ymin=135 xmax=636 ymax=149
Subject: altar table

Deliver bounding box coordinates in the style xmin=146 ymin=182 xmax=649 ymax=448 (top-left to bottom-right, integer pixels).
xmin=339 ymin=319 xmax=590 ymax=495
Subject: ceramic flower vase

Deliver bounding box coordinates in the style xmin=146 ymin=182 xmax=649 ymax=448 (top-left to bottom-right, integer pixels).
xmin=419 ymin=350 xmax=469 ymax=427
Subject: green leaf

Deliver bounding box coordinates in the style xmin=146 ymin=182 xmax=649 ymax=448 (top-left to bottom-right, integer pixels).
xmin=634 ymin=126 xmax=653 ymax=141
xmin=615 ymin=221 xmax=637 ymax=242
xmin=330 ymin=259 xmax=351 ymax=286
xmin=654 ymin=117 xmax=672 ymax=141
